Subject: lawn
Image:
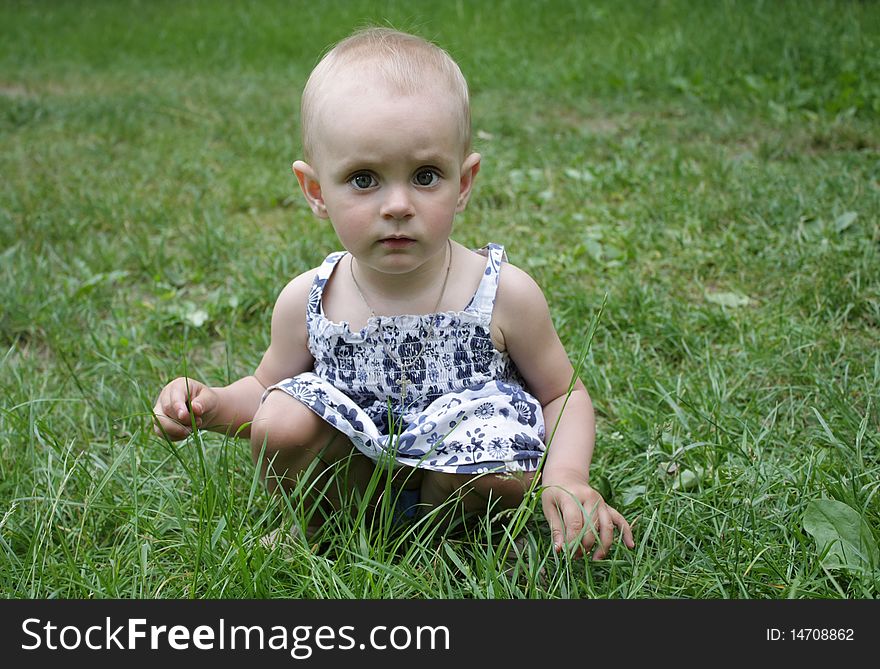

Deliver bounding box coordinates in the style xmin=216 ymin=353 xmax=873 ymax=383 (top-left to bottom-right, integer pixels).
xmin=1 ymin=0 xmax=878 ymax=598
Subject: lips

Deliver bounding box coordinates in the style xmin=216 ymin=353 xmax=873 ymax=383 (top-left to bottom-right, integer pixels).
xmin=378 ymin=236 xmax=416 ymax=248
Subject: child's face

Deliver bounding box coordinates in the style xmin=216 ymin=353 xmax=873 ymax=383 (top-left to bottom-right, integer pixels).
xmin=295 ymin=72 xmax=479 ymax=276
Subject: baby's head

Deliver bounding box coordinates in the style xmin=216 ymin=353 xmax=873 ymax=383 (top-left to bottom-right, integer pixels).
xmin=300 ymin=27 xmax=472 ymax=163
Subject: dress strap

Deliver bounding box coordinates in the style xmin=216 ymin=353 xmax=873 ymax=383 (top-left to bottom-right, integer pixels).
xmin=307 ymin=251 xmax=347 ymax=317
xmin=465 ymin=243 xmax=506 ymax=317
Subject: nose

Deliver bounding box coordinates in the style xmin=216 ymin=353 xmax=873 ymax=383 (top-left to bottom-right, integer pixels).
xmin=380 ymin=184 xmax=415 ymax=220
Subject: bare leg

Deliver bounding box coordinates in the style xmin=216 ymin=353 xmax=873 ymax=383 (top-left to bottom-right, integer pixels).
xmin=250 ymin=390 xmax=376 ymax=523
xmin=420 ymin=470 xmax=536 ymax=515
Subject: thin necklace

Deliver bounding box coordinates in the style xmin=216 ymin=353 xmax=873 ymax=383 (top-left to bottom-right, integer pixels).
xmin=349 ymin=239 xmax=453 ymax=320
xmin=349 ymin=239 xmax=453 ymax=401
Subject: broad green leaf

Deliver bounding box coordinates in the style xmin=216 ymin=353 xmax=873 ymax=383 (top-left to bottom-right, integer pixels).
xmin=592 ymin=474 xmax=612 ymax=502
xmin=706 ymin=291 xmax=751 ymax=308
xmin=803 ymin=499 xmax=878 ymax=571
xmin=621 ymin=486 xmax=646 ymax=506
xmin=564 ymin=167 xmax=595 ymax=182
xmin=672 ymin=467 xmax=703 ymax=491
xmin=834 ymin=211 xmax=858 ymax=233
xmin=185 ymin=307 xmax=209 ymax=327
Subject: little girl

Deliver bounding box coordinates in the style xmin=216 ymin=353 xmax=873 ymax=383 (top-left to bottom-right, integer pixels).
xmin=153 ymin=27 xmax=634 ymax=560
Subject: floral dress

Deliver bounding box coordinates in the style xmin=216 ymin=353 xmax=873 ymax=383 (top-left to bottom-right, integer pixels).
xmin=265 ymin=244 xmax=545 ymax=475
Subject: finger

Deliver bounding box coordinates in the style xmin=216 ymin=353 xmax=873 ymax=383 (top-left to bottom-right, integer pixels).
xmin=152 ymin=411 xmax=191 ymax=439
xmin=165 ymin=384 xmax=187 ymax=421
xmin=610 ymin=506 xmax=636 ymax=549
xmin=184 ymin=381 xmax=207 ymax=424
xmin=190 ymin=392 xmax=208 ymax=422
xmin=560 ymin=499 xmax=590 ymax=557
xmin=173 ymin=381 xmax=198 ymax=422
xmin=592 ymin=507 xmax=614 ymax=560
xmin=541 ymin=495 xmax=565 ymax=552
xmin=579 ymin=496 xmax=603 ymax=548
xmin=152 ymin=410 xmax=166 ymax=437
xmin=152 ymin=400 xmax=175 ymax=435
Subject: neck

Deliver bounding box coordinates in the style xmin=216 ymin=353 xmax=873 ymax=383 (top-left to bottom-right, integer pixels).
xmin=351 ymin=240 xmax=454 ymax=315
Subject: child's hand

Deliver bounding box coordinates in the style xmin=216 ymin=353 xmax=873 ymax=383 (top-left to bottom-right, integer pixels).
xmin=540 ymin=470 xmax=635 ymax=560
xmin=152 ymin=377 xmax=217 ymax=441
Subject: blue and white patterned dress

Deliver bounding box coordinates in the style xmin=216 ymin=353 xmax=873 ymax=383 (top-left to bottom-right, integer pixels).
xmin=265 ymin=244 xmax=545 ymax=475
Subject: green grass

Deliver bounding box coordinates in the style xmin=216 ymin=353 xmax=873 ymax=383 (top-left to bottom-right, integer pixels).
xmin=1 ymin=0 xmax=878 ymax=598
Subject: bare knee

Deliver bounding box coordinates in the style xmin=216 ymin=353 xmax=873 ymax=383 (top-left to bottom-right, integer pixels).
xmin=250 ymin=390 xmax=334 ymax=464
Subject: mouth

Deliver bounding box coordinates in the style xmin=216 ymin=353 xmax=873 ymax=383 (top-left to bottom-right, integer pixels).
xmin=378 ymin=236 xmax=416 ymax=248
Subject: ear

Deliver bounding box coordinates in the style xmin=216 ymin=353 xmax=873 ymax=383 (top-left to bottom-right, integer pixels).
xmin=292 ymin=160 xmax=328 ymax=219
xmin=455 ymin=152 xmax=481 ymax=213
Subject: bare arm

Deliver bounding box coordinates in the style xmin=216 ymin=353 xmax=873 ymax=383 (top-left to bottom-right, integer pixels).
xmin=494 ymin=264 xmax=594 ymax=473
xmin=153 ymin=269 xmax=317 ymax=440
xmin=199 ymin=374 xmax=266 ymax=439
xmin=495 ymin=264 xmax=634 ymax=558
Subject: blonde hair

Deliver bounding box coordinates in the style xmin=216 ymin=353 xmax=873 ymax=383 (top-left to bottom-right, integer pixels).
xmin=300 ymin=27 xmax=472 ymax=161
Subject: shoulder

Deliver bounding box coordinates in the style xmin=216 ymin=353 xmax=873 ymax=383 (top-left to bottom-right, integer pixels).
xmin=271 ymin=266 xmax=321 ymax=327
xmin=496 ymin=261 xmax=549 ymax=313
xmin=275 ymin=266 xmax=320 ymax=304
xmin=275 ymin=251 xmax=345 ymax=305
xmin=491 ymin=259 xmax=553 ymax=350
xmin=256 ymin=266 xmax=322 ymax=384
xmin=456 ymin=243 xmax=542 ymax=304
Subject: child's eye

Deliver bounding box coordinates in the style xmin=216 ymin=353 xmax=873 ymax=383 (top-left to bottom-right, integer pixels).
xmin=349 ymin=173 xmax=377 ymax=190
xmin=413 ymin=169 xmax=440 ymax=187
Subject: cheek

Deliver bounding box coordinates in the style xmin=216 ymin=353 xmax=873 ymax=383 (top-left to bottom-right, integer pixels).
xmin=324 ymin=192 xmax=369 ymax=223
xmin=326 ymin=200 xmax=375 ymax=243
xmin=427 ymin=192 xmax=461 ymax=222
